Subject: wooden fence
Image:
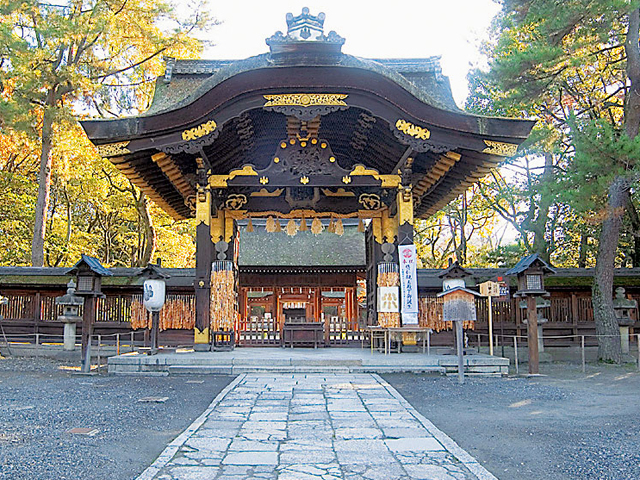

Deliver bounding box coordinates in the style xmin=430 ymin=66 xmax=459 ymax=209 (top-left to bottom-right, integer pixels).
xmin=1 ymin=290 xmax=638 ymax=347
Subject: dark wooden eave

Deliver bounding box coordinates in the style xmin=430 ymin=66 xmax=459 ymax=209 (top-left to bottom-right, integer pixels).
xmin=81 ymin=61 xmax=535 ymax=221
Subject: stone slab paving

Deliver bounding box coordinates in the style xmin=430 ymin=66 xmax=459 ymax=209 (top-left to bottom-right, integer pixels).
xmin=137 ymin=374 xmax=497 ymax=480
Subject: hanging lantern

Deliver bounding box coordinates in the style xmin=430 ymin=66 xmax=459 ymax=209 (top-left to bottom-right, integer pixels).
xmin=334 ymin=218 xmax=344 ymax=236
xmin=357 ymin=216 xmax=365 ymax=233
xmin=246 ymin=216 xmax=254 ymax=232
xmin=286 ymin=218 xmax=298 ymax=236
xmin=311 ymin=217 xmax=323 ymax=235
xmin=275 ymin=219 xmax=282 ymax=232
xmin=327 ymin=217 xmax=335 ymax=233
xmin=266 ymin=216 xmax=276 ymax=233
xmin=299 ymin=216 xmax=308 ymax=232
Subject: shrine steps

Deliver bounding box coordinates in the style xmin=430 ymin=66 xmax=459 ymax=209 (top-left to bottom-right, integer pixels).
xmin=107 ymin=348 xmax=509 ymax=375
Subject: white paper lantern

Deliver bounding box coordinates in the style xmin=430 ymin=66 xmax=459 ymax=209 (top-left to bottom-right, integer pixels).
xmin=143 ymin=279 xmax=166 ymax=312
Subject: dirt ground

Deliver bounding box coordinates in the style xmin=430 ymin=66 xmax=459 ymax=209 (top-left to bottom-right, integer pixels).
xmin=0 ymin=357 xmax=232 ymax=480
xmin=385 ymin=363 xmax=640 ymax=480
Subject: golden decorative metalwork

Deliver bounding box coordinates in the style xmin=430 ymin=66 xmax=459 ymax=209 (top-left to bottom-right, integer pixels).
xmin=342 ymin=176 xmax=352 ymax=184
xmin=263 ymin=93 xmax=348 ymax=107
xmin=329 ymin=156 xmax=336 ymax=162
xmin=300 ymin=176 xmax=310 ymax=184
xmin=395 ymin=119 xmax=430 ymax=140
xmin=359 ymin=194 xmax=381 ymax=210
xmin=209 ymin=165 xmax=258 ymax=188
xmin=273 ymin=157 xmax=280 ymax=163
xmin=482 ymin=140 xmax=519 ymax=157
xmin=397 ymin=189 xmax=414 ymax=226
xmin=229 ymin=165 xmax=258 ymax=179
xmin=95 ymin=141 xmax=130 ymax=157
xmin=182 ymin=120 xmax=217 ymax=141
xmin=251 ymin=188 xmax=284 ymax=197
xmin=195 ymin=189 xmax=211 ymax=226
xmin=321 ymin=188 xmax=355 ymax=197
xmin=225 ymin=194 xmax=247 ymax=210
xmin=349 ymin=165 xmax=401 ymax=188
xmin=260 ymin=176 xmax=269 ymax=185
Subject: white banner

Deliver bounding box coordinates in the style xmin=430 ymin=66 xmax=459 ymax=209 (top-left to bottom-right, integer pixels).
xmin=398 ymin=244 xmax=419 ymax=323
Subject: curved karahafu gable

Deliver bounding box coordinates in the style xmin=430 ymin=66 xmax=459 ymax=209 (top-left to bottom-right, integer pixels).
xmin=80 ymin=9 xmax=534 ymax=221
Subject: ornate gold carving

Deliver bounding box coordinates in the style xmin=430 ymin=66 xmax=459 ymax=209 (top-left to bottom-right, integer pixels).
xmin=321 ymin=188 xmax=355 ymax=197
xmin=359 ymin=194 xmax=381 ymax=210
xmin=263 ymin=93 xmax=348 ymax=107
xmin=225 ymin=194 xmax=247 ymax=210
xmin=251 ymin=188 xmax=284 ymax=197
xmin=300 ymin=176 xmax=310 ymax=185
xmin=342 ymin=176 xmax=352 ymax=184
xmin=260 ymin=176 xmax=269 ymax=185
xmin=395 ymin=119 xmax=430 ymax=140
xmin=273 ymin=157 xmax=280 ymax=163
xmin=482 ymin=140 xmax=519 ymax=157
xmin=95 ymin=141 xmax=130 ymax=157
xmin=329 ymin=156 xmax=336 ymax=163
xmin=182 ymin=120 xmax=217 ymax=141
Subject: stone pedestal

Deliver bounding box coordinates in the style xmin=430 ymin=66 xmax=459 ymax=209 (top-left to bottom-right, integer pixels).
xmin=63 ymin=322 xmax=77 ymax=351
xmin=620 ymin=326 xmax=631 ymax=354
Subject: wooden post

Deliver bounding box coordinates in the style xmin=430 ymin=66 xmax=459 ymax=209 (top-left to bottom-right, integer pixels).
xmin=488 ymin=295 xmax=494 ymax=356
xmin=194 ymin=189 xmax=213 ymax=351
xmin=456 ymin=320 xmax=464 ymax=385
xmin=81 ymin=296 xmax=96 ymax=373
xmin=151 ymin=311 xmax=159 ymax=353
xmin=526 ymin=295 xmax=540 ymax=374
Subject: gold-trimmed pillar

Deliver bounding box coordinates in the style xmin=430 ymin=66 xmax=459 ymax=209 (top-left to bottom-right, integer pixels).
xmin=194 ymin=187 xmax=212 ymax=350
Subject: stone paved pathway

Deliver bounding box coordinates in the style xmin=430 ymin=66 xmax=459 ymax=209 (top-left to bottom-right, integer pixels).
xmin=138 ymin=374 xmax=496 ymax=480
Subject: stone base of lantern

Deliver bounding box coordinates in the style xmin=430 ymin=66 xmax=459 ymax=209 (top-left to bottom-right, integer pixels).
xmin=620 ymin=326 xmax=630 ymax=354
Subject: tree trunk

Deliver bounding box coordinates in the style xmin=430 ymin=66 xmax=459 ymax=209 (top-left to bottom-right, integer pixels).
xmin=532 ymin=152 xmax=554 ymax=262
xmin=592 ymin=176 xmax=629 ymax=363
xmin=578 ymin=232 xmax=588 ymax=268
xmin=31 ymin=103 xmax=54 ymax=267
xmin=136 ymin=192 xmax=156 ymax=266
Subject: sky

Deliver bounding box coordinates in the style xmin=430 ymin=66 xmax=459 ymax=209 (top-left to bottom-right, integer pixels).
xmin=201 ymin=0 xmax=502 ymax=106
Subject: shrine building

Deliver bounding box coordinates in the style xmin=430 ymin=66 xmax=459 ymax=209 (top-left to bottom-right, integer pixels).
xmin=80 ymin=9 xmax=534 ymax=349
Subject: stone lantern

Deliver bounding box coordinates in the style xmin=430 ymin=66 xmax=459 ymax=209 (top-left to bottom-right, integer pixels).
xmin=55 ymin=280 xmax=84 ymax=351
xmin=66 ymin=255 xmax=112 ymax=373
xmin=612 ymin=287 xmax=638 ymax=355
xmin=505 ymin=254 xmax=555 ymax=375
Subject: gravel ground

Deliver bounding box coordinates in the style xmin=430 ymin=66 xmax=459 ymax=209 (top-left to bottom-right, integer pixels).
xmin=0 ymin=357 xmax=232 ymax=480
xmin=385 ymin=363 xmax=640 ymax=480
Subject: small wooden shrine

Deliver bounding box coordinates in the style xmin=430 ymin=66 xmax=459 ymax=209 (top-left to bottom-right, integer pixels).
xmin=80 ymin=8 xmax=533 ymax=348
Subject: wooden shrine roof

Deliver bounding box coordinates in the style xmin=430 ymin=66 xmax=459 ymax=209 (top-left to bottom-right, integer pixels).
xmin=79 ymin=9 xmax=535 ymax=222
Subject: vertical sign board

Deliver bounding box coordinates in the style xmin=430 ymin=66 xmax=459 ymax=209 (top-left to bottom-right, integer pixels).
xmin=398 ymin=245 xmax=419 ymax=325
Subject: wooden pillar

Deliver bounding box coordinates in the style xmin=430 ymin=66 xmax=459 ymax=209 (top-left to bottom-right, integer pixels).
xmin=526 ymin=295 xmax=540 ymax=374
xmin=194 ymin=188 xmax=212 ymax=350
